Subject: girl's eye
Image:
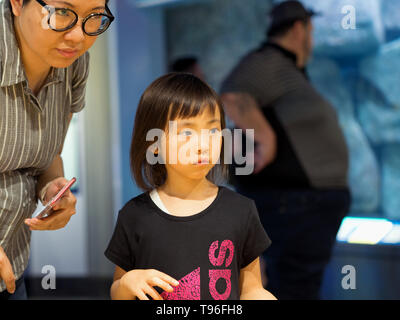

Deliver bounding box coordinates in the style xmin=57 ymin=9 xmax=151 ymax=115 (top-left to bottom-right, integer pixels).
xmin=180 ymin=130 xmax=192 ymax=136
xmin=210 ymin=128 xmax=220 ymax=134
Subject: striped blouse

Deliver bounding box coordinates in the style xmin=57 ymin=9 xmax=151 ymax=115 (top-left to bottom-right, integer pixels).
xmin=0 ymin=0 xmax=90 ymax=292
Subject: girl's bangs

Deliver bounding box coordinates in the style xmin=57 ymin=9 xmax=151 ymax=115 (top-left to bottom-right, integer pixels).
xmin=167 ymin=93 xmax=221 ymax=126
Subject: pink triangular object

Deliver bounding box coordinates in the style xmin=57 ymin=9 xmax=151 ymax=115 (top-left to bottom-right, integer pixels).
xmin=161 ymin=267 xmax=200 ymax=300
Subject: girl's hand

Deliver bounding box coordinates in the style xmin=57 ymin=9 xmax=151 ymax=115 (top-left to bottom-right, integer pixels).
xmin=120 ymin=269 xmax=180 ymax=300
xmin=25 ymin=177 xmax=77 ymax=231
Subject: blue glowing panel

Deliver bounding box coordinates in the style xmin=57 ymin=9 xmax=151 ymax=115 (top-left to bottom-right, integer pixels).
xmin=381 ymin=224 xmax=400 ymax=244
xmin=337 ymin=217 xmax=399 ymax=245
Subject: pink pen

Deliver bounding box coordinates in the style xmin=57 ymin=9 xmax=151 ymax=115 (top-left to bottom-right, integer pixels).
xmin=35 ymin=177 xmax=76 ymax=219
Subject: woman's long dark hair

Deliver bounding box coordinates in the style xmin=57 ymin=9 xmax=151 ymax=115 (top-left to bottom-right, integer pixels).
xmin=130 ymin=73 xmax=229 ymax=192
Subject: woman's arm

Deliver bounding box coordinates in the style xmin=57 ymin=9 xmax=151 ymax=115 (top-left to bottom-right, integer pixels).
xmin=239 ymin=257 xmax=277 ymax=300
xmin=25 ymin=113 xmax=77 ymax=230
xmin=35 ymin=113 xmax=73 ymax=198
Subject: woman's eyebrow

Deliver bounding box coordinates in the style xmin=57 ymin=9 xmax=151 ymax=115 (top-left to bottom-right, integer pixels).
xmin=52 ymin=1 xmax=105 ymax=11
xmin=91 ymin=6 xmax=106 ymax=11
xmin=52 ymin=0 xmax=75 ymax=8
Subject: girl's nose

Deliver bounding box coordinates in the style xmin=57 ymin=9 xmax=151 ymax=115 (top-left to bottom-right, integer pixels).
xmin=197 ymin=132 xmax=211 ymax=153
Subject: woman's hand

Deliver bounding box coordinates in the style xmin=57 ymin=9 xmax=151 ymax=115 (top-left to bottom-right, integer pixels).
xmin=0 ymin=246 xmax=15 ymax=294
xmin=119 ymin=269 xmax=180 ymax=300
xmin=24 ymin=177 xmax=77 ymax=231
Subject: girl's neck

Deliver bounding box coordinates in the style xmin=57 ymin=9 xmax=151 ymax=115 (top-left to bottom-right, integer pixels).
xmin=159 ymin=177 xmax=216 ymax=200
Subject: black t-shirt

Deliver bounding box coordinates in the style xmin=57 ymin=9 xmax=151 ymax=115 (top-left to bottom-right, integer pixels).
xmin=104 ymin=185 xmax=271 ymax=300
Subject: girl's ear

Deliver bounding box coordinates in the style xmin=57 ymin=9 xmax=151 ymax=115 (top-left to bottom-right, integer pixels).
xmin=10 ymin=0 xmax=24 ymax=17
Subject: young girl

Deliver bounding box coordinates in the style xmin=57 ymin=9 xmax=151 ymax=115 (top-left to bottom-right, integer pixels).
xmin=105 ymin=73 xmax=276 ymax=300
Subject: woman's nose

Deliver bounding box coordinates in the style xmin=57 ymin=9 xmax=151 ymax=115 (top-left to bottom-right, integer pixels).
xmin=64 ymin=22 xmax=85 ymax=43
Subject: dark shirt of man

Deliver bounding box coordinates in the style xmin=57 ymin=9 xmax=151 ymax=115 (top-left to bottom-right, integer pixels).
xmin=220 ymin=42 xmax=349 ymax=191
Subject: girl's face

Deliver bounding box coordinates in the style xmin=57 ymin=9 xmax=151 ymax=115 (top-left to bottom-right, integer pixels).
xmin=12 ymin=0 xmax=105 ymax=69
xmin=162 ymin=107 xmax=223 ymax=181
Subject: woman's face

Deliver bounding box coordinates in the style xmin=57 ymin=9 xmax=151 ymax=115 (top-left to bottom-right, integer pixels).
xmin=11 ymin=0 xmax=106 ymax=69
xmin=161 ymin=107 xmax=223 ymax=181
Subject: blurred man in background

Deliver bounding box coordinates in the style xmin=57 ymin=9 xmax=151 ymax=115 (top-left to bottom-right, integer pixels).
xmin=170 ymin=55 xmax=206 ymax=81
xmin=220 ymin=0 xmax=351 ymax=299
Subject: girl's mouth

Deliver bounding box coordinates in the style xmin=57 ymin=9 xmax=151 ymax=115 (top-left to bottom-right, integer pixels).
xmin=194 ymin=159 xmax=209 ymax=165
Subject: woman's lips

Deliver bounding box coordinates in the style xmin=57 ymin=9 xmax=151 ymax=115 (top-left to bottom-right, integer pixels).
xmin=57 ymin=48 xmax=79 ymax=58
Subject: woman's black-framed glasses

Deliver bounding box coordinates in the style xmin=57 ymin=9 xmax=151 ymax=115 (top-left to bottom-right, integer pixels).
xmin=36 ymin=0 xmax=115 ymax=36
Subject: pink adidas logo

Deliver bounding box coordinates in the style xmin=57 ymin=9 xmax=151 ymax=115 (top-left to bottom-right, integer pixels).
xmin=161 ymin=267 xmax=201 ymax=300
xmin=161 ymin=240 xmax=234 ymax=300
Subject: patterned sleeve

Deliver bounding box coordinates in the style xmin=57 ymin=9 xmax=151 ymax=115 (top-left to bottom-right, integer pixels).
xmin=70 ymin=51 xmax=90 ymax=113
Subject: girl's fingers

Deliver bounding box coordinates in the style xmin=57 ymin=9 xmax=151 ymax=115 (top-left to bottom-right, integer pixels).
xmin=143 ymin=284 xmax=163 ymax=300
xmin=155 ymin=271 xmax=180 ymax=287
xmin=148 ymin=277 xmax=174 ymax=293
xmin=135 ymin=290 xmax=150 ymax=300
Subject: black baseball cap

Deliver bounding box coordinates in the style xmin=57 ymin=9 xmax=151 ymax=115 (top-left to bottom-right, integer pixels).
xmin=269 ymin=1 xmax=320 ymax=30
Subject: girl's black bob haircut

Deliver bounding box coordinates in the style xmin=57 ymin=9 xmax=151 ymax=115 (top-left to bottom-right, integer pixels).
xmin=130 ymin=72 xmax=229 ymax=191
